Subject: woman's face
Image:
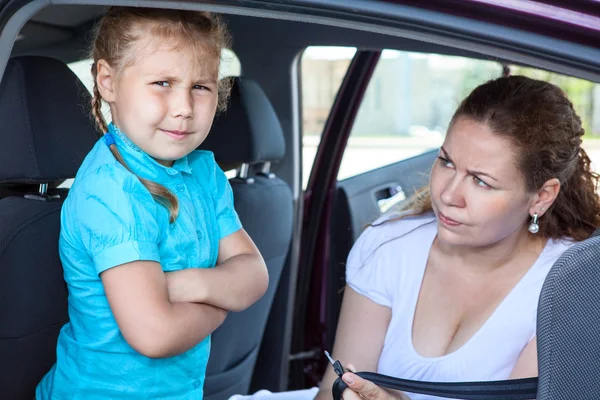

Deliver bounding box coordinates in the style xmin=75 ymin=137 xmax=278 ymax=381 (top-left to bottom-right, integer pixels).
xmin=429 ymin=117 xmax=535 ymax=248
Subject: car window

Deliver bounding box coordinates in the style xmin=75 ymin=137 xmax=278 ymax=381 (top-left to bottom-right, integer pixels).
xmin=302 ymin=47 xmax=600 ymax=185
xmin=301 ymin=46 xmax=356 ymax=188
xmin=337 ymin=50 xmax=502 ymax=181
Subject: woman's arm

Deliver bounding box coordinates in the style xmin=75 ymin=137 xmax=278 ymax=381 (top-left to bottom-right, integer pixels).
xmin=508 ymin=336 xmax=538 ymax=379
xmin=166 ymin=229 xmax=269 ymax=312
xmin=101 ymin=260 xmax=227 ymax=359
xmin=314 ymin=286 xmax=392 ymax=400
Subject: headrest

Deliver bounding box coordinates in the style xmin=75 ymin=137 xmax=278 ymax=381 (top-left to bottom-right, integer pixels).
xmin=0 ymin=56 xmax=98 ymax=184
xmin=201 ymin=77 xmax=285 ymax=165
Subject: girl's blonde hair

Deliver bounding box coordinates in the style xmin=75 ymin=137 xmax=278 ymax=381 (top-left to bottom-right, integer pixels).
xmin=89 ymin=7 xmax=232 ymax=222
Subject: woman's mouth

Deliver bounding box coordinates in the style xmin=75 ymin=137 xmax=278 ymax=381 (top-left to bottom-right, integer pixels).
xmin=438 ymin=212 xmax=462 ymax=227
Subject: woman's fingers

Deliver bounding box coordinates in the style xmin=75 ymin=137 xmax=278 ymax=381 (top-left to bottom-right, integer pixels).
xmin=341 ymin=386 xmax=363 ymax=400
xmin=342 ymin=372 xmax=391 ymax=400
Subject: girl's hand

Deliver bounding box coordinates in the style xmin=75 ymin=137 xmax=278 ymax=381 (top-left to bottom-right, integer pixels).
xmin=165 ymin=269 xmax=208 ymax=304
xmin=341 ymin=364 xmax=408 ymax=400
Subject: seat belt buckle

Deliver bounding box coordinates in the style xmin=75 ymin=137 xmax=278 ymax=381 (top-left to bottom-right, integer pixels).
xmin=324 ymin=350 xmax=346 ymax=378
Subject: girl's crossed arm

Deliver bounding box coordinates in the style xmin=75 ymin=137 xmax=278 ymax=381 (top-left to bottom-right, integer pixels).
xmin=101 ymin=261 xmax=227 ymax=359
xmin=165 ymin=228 xmax=269 ymax=312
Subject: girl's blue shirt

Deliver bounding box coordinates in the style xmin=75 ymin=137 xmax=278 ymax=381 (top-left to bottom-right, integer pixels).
xmin=36 ymin=123 xmax=242 ymax=399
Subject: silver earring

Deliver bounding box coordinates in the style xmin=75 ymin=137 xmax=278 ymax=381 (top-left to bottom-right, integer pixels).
xmin=528 ymin=213 xmax=539 ymax=234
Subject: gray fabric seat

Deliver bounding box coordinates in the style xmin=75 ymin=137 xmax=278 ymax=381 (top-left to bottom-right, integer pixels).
xmin=536 ymin=228 xmax=600 ymax=399
xmin=0 ymin=56 xmax=98 ymax=399
xmin=200 ymin=77 xmax=294 ymax=400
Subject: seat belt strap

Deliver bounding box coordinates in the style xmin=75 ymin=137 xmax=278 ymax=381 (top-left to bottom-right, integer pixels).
xmin=332 ymin=372 xmax=538 ymax=400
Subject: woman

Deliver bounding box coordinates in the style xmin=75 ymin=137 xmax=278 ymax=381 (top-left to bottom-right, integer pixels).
xmin=235 ymin=76 xmax=600 ymax=400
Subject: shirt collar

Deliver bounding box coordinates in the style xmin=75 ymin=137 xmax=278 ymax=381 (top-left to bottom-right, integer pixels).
xmin=107 ymin=123 xmax=193 ymax=177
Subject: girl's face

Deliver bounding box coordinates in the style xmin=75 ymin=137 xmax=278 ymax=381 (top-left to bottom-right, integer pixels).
xmin=99 ymin=36 xmax=220 ymax=166
xmin=429 ymin=117 xmax=536 ymax=248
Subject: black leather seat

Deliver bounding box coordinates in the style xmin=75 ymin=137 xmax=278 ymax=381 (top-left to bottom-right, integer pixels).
xmin=201 ymin=77 xmax=294 ymax=400
xmin=0 ymin=56 xmax=98 ymax=399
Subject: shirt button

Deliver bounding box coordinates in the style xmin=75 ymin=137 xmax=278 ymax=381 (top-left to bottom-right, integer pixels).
xmin=193 ymin=380 xmax=201 ymax=389
xmin=167 ymin=168 xmax=178 ymax=176
xmin=177 ymin=184 xmax=185 ymax=192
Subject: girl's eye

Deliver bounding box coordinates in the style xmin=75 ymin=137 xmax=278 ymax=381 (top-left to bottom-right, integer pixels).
xmin=438 ymin=157 xmax=454 ymax=169
xmin=193 ymin=85 xmax=210 ymax=91
xmin=154 ymin=81 xmax=170 ymax=87
xmin=473 ymin=176 xmax=491 ymax=189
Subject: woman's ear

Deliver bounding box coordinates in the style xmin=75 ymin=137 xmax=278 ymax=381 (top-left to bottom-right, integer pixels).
xmin=529 ymin=178 xmax=561 ymax=217
xmin=96 ymin=60 xmax=116 ymax=103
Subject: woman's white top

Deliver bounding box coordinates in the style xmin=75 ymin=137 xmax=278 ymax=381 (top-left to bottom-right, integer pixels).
xmin=345 ymin=212 xmax=573 ymax=400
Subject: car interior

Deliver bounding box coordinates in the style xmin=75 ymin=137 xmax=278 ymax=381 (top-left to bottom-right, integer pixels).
xmin=1 ymin=1 xmax=599 ymax=399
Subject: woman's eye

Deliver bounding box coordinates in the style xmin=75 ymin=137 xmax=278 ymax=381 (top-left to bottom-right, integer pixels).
xmin=438 ymin=157 xmax=454 ymax=168
xmin=153 ymin=81 xmax=170 ymax=87
xmin=473 ymin=176 xmax=490 ymax=188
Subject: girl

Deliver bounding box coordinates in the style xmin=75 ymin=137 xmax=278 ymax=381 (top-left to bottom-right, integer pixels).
xmin=36 ymin=7 xmax=268 ymax=400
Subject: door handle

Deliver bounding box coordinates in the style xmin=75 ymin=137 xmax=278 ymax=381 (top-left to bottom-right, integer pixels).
xmin=375 ymin=185 xmax=406 ymax=213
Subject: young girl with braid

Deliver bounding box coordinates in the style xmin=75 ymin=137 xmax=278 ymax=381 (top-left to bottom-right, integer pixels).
xmin=36 ymin=7 xmax=268 ymax=400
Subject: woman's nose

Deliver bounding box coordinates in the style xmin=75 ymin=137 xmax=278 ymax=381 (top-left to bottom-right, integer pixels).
xmin=440 ymin=177 xmax=466 ymax=208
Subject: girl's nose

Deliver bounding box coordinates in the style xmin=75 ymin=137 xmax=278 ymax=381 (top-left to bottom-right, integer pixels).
xmin=171 ymin=89 xmax=193 ymax=119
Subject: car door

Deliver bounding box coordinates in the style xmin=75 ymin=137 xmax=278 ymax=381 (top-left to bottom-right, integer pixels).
xmin=291 ymin=47 xmax=508 ymax=388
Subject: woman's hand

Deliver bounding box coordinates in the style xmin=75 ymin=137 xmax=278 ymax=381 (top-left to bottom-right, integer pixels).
xmin=340 ymin=364 xmax=408 ymax=400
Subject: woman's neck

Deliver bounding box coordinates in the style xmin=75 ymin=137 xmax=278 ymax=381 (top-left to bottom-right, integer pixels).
xmin=434 ymin=228 xmax=548 ymax=274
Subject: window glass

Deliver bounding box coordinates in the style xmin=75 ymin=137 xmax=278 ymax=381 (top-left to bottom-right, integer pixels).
xmin=301 ymin=47 xmax=600 ymax=184
xmin=301 ymin=46 xmax=356 ymax=188
xmin=338 ymin=51 xmax=502 ymax=180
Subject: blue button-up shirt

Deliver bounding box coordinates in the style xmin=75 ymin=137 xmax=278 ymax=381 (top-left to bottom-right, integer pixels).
xmin=36 ymin=123 xmax=242 ymax=399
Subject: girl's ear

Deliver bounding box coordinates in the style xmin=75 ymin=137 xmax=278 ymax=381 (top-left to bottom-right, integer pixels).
xmin=96 ymin=60 xmax=116 ymax=103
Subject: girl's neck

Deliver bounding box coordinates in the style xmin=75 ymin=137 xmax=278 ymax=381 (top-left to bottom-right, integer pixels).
xmin=156 ymin=159 xmax=174 ymax=167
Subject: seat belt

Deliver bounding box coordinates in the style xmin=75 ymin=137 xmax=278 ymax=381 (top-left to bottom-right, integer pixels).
xmin=332 ymin=373 xmax=537 ymax=399
xmin=326 ymin=349 xmax=537 ymax=400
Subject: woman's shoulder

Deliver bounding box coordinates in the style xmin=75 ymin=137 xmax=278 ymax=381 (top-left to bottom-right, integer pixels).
xmin=365 ymin=210 xmax=437 ymax=243
xmin=540 ymin=236 xmax=577 ymax=264
xmin=351 ymin=210 xmax=437 ymax=261
xmin=345 ymin=210 xmax=436 ymax=306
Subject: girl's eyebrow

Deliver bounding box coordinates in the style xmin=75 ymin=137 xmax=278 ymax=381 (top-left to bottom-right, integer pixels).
xmin=194 ymin=78 xmax=218 ymax=85
xmin=144 ymin=73 xmax=179 ymax=80
xmin=441 ymin=146 xmax=499 ymax=182
xmin=144 ymin=73 xmax=217 ymax=85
